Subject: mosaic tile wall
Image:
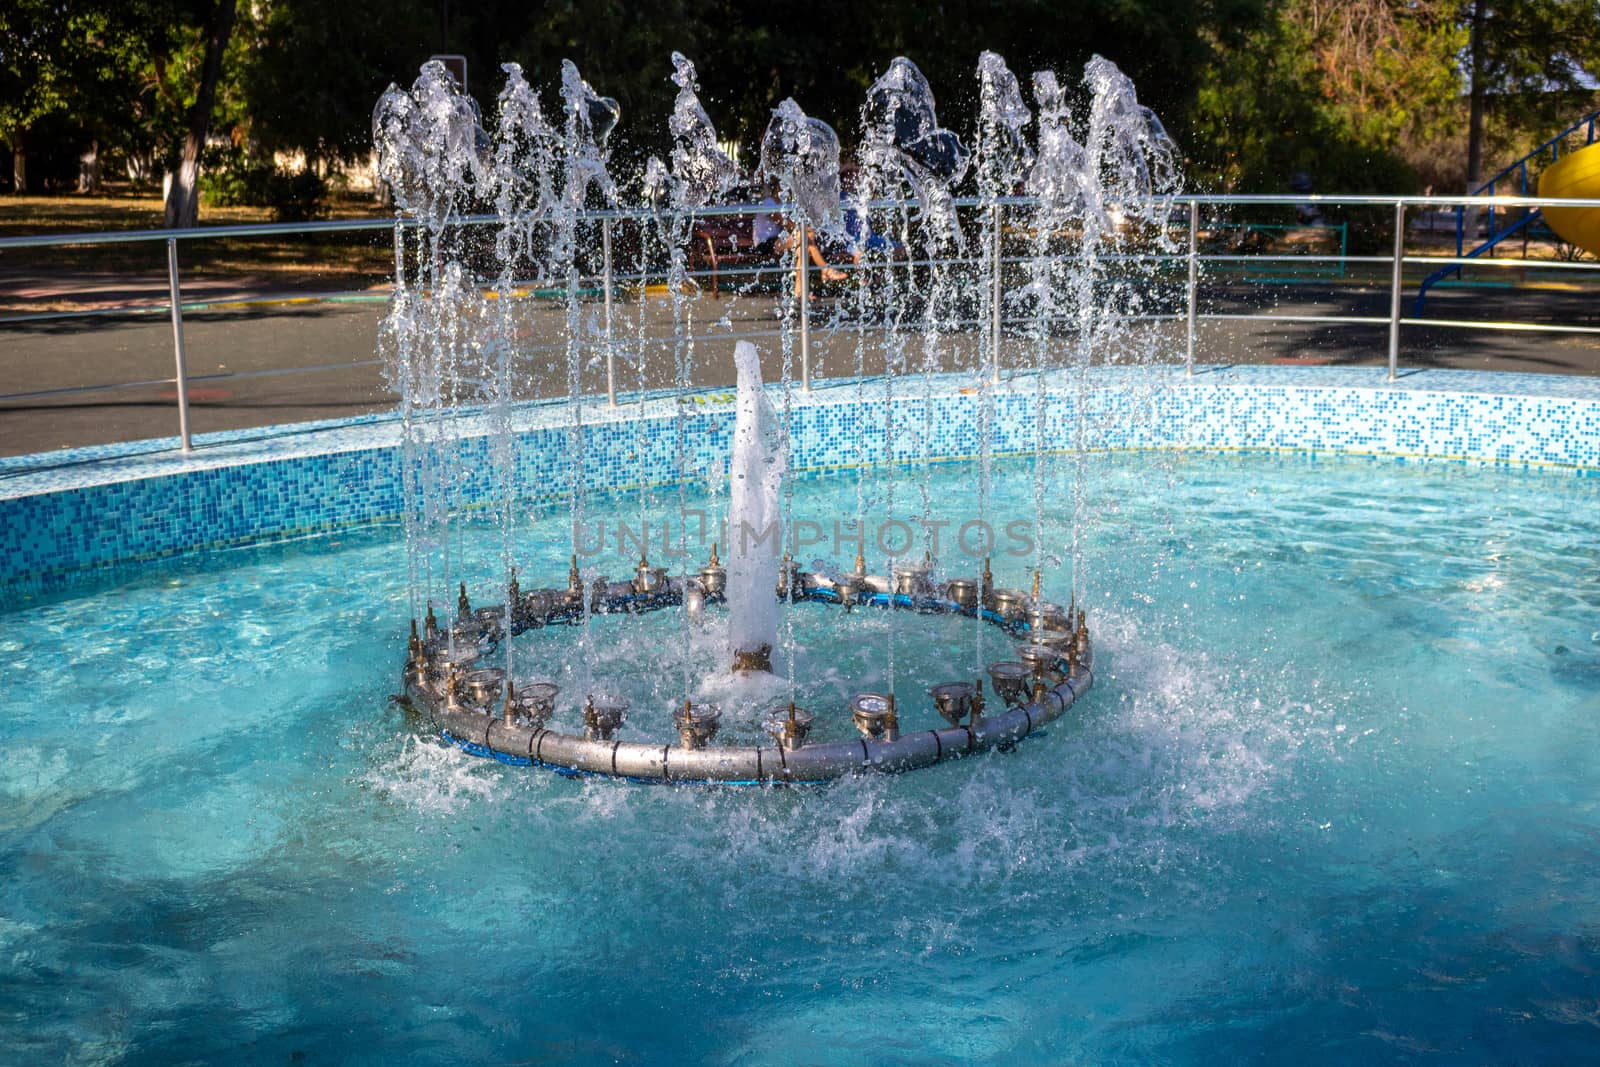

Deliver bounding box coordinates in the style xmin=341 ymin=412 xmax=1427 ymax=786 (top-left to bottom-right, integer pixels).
xmin=3 ymin=366 xmax=1597 ymax=589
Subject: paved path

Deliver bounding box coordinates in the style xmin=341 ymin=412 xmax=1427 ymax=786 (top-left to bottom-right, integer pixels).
xmin=2 ymin=280 xmax=1597 ymax=458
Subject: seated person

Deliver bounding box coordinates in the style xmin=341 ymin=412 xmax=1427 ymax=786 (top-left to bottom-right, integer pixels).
xmin=752 ymin=184 xmax=787 ymax=259
xmin=753 ymin=180 xmax=847 ymax=285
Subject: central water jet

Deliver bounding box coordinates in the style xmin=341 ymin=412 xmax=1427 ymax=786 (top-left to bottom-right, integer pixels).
xmin=726 ymin=340 xmax=786 ymax=674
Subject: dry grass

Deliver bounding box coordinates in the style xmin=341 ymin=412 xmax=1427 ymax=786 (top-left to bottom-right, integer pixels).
xmin=0 ymin=189 xmax=388 ymax=237
xmin=0 ymin=189 xmax=397 ymax=306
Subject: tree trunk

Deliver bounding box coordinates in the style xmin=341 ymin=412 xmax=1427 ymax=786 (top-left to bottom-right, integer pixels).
xmin=1465 ymin=0 xmax=1487 ymax=190
xmin=79 ymin=139 xmax=102 ymax=194
xmin=9 ymin=131 xmax=26 ymax=195
xmin=164 ymin=0 xmax=239 ymax=229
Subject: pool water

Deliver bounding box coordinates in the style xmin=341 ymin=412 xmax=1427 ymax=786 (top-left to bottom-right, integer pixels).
xmin=3 ymin=453 xmax=1599 ymax=1063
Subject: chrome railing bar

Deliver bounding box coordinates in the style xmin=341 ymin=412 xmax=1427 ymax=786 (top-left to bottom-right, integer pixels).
xmin=1388 ymin=202 xmax=1405 ymax=381
xmin=0 ymin=357 xmax=387 ymax=404
xmin=7 ymin=192 xmax=1600 ymax=251
xmin=797 ymin=220 xmax=811 ymax=390
xmin=602 ymin=218 xmax=616 ymax=406
xmin=166 ymin=237 xmax=194 ymax=450
xmin=989 ymin=202 xmax=1003 ymax=384
xmin=1397 ymin=318 xmax=1600 ymax=335
xmin=1199 ymin=313 xmax=1392 ymax=326
xmin=1185 ymin=201 xmax=1199 ymax=377
xmin=1401 ymin=255 xmax=1600 ymax=272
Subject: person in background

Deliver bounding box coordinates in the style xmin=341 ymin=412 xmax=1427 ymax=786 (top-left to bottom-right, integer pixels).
xmin=751 ymin=180 xmax=787 ymax=259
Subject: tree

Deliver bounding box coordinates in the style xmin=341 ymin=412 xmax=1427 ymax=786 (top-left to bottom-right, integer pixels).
xmin=1192 ymin=0 xmax=1464 ymax=193
xmin=1462 ymin=0 xmax=1600 ymax=188
xmin=164 ymin=0 xmax=237 ymax=227
xmin=240 ymin=0 xmax=434 ymax=169
xmin=0 ymin=1 xmax=166 ymax=193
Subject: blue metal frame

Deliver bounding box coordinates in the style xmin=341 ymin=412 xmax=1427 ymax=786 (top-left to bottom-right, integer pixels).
xmin=1415 ymin=111 xmax=1600 ymax=316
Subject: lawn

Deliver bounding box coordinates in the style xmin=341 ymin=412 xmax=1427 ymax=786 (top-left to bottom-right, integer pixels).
xmin=0 ymin=188 xmax=397 ymax=311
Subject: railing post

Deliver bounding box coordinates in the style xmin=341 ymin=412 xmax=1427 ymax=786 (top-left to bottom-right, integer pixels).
xmin=165 ymin=236 xmax=194 ymax=452
xmin=989 ymin=202 xmax=1003 ymax=384
xmin=602 ymin=218 xmax=616 ymax=407
xmin=797 ymin=219 xmax=811 ymax=391
xmin=1388 ymin=201 xmax=1405 ymax=382
xmin=1185 ymin=199 xmax=1199 ymax=377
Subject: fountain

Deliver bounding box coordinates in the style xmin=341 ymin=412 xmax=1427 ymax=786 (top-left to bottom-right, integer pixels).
xmin=375 ymin=50 xmax=1187 ymax=782
xmin=725 ymin=341 xmax=784 ymax=675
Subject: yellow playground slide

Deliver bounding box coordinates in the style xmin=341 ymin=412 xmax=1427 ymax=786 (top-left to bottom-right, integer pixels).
xmin=1539 ymin=140 xmax=1600 ymax=256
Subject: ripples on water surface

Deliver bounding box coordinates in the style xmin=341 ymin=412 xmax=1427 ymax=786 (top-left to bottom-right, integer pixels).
xmin=2 ymin=453 xmax=1598 ymax=1064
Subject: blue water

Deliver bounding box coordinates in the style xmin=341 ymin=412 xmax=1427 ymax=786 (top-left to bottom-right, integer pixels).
xmin=3 ymin=453 xmax=1599 ymax=1064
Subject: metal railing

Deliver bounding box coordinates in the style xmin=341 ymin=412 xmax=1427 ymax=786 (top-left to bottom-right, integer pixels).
xmin=3 ymin=191 xmax=1598 ymax=456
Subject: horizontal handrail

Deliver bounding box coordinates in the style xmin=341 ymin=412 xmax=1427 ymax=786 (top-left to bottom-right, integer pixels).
xmin=7 ymin=192 xmax=1600 ymax=251
xmin=4 ymin=189 xmax=1598 ymax=457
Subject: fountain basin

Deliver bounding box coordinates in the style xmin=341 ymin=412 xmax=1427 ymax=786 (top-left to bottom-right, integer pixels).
xmin=4 ymin=366 xmax=1598 ymax=594
xmin=5 ymin=431 xmax=1600 ymax=1060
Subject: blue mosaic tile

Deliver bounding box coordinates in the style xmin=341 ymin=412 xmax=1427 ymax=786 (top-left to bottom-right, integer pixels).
xmin=2 ymin=366 xmax=1597 ymax=588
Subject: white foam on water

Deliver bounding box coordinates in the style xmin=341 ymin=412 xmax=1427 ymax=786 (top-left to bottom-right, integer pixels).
xmin=364 ymin=734 xmax=502 ymax=816
xmin=725 ymin=340 xmax=785 ymax=663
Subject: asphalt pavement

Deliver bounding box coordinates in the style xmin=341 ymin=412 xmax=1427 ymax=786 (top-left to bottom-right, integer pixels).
xmin=2 ymin=278 xmax=1597 ymax=458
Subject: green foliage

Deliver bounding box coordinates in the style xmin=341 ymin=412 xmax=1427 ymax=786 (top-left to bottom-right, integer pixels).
xmin=9 ymin=0 xmax=1600 ymax=208
xmin=1471 ymin=0 xmax=1600 ymax=102
xmin=199 ymin=144 xmax=326 ymax=220
xmin=241 ymin=0 xmax=434 ymax=166
xmin=1191 ymin=0 xmax=1463 ymax=196
xmin=0 ymin=0 xmax=174 ymax=166
xmin=263 ymin=168 xmax=328 ymax=221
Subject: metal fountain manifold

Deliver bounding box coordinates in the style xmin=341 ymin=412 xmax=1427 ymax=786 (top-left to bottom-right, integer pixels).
xmin=928 ymin=681 xmax=977 ymax=726
xmin=673 ymin=700 xmax=722 ymax=749
xmin=988 ymin=587 xmax=1028 ymax=622
xmin=944 ymin=576 xmax=980 ymax=611
xmin=850 ymin=693 xmax=900 ymax=742
xmin=633 ymin=554 xmax=669 ymax=596
xmin=461 ymin=666 xmax=507 ymax=705
xmin=563 ymin=554 xmax=585 ymax=610
xmin=775 ymin=553 xmax=806 ymax=600
xmin=986 ymin=660 xmax=1033 ymax=706
xmin=890 ymin=551 xmax=936 ymax=600
xmin=1017 ymin=643 xmax=1065 ymax=685
xmin=765 ymin=702 xmax=814 ymax=750
xmin=583 ymin=694 xmax=628 ymax=741
xmin=504 ymin=680 xmax=559 ymax=728
xmin=698 ymin=543 xmax=726 ymax=598
xmin=731 ymin=643 xmax=774 ymax=673
xmin=1026 ymin=601 xmax=1070 ymax=635
xmin=400 ymin=558 xmax=1096 ymax=784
